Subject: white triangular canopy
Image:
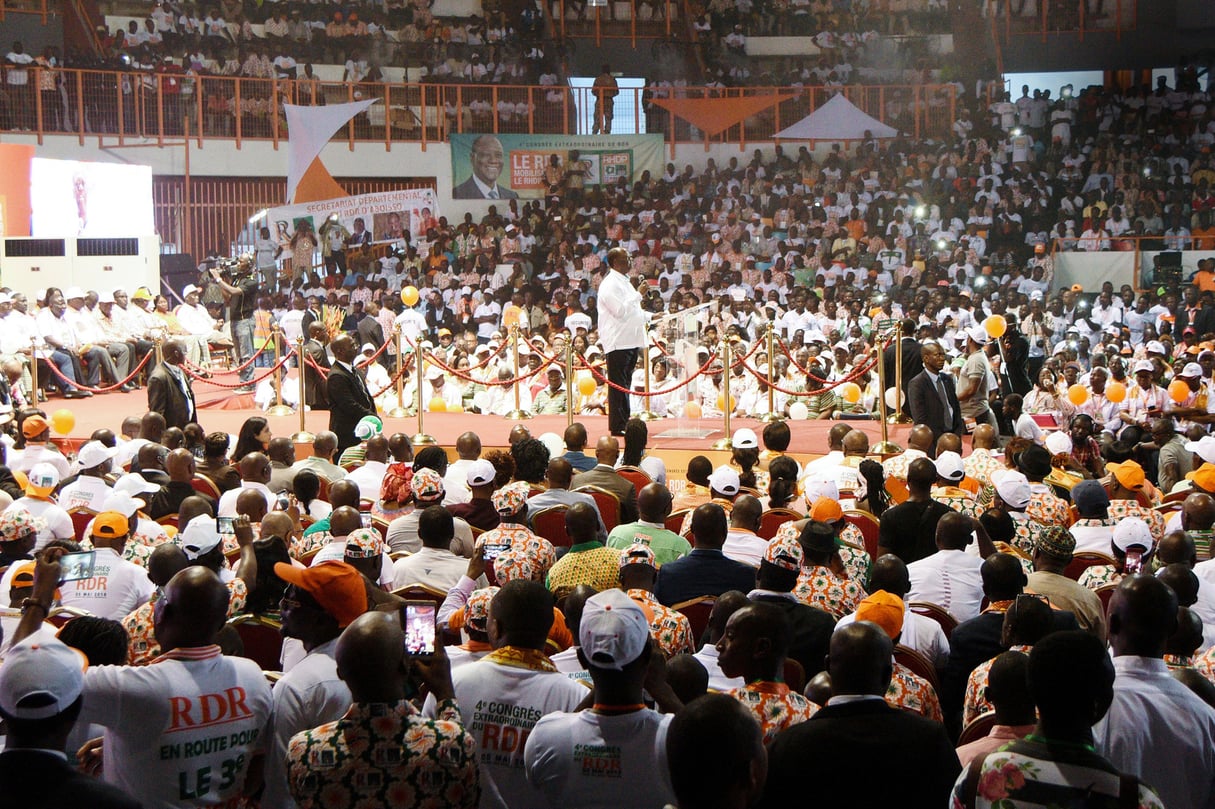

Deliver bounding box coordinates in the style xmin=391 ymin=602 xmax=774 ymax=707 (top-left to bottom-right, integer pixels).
xmin=774 ymin=93 xmax=898 ymax=141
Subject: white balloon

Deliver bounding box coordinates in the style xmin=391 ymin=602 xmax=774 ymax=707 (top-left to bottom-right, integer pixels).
xmin=884 ymin=387 xmax=905 ymax=410
xmin=788 ymin=402 xmax=809 ymax=420
xmin=537 ymin=432 xmax=565 ymax=459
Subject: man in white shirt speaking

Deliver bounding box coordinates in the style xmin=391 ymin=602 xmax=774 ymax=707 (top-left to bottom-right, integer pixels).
xmin=597 ymin=247 xmax=648 ymax=436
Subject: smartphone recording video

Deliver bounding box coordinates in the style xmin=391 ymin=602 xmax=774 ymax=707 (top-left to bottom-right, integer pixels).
xmin=402 ymin=601 xmax=437 ymax=658
xmin=59 ymin=550 xmax=97 ymax=582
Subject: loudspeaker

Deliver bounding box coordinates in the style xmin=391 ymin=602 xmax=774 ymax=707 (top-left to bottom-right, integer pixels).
xmin=160 ymin=253 xmax=198 ymax=298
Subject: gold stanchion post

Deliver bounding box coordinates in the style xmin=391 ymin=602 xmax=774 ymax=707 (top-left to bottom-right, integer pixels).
xmin=889 ymin=320 xmax=911 ymax=424
xmin=873 ymin=330 xmax=902 ymax=455
xmin=266 ymin=326 xmax=294 ymax=416
xmin=292 ymin=337 xmax=315 ymax=444
xmin=505 ymin=326 xmax=532 ymax=420
xmin=757 ymin=325 xmax=783 ymax=422
xmin=413 ymin=340 xmax=434 ymax=445
xmin=711 ymin=340 xmax=733 ymax=451
xmin=387 ymin=329 xmax=408 ymax=418
xmin=29 ymin=338 xmax=39 ymax=402
xmin=637 ymin=340 xmax=658 ymax=421
xmin=154 ymin=337 xmax=164 ymax=365
xmin=565 ymin=342 xmax=575 ymax=428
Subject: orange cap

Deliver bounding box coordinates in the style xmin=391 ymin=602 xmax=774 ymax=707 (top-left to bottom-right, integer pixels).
xmin=1106 ymin=460 xmax=1145 ymax=491
xmin=856 ymin=590 xmax=905 ymax=639
xmin=809 ymin=497 xmax=843 ymax=523
xmin=274 ymin=561 xmax=368 ymax=628
xmin=90 ymin=511 xmax=130 ymax=539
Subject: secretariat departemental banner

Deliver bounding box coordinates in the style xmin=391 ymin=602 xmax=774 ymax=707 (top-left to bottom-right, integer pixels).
xmin=450 ymin=134 xmax=664 ymax=200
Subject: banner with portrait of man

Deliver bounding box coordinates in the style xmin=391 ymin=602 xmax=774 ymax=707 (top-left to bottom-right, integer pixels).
xmin=450 ymin=134 xmax=664 ymax=200
xmin=265 ymin=187 xmax=440 ymax=248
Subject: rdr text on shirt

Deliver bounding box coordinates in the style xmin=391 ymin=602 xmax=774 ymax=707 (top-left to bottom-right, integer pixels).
xmin=471 ymin=700 xmax=543 ymax=768
xmin=159 ymin=688 xmax=261 ymax=801
xmin=573 ymin=743 xmax=623 ymax=778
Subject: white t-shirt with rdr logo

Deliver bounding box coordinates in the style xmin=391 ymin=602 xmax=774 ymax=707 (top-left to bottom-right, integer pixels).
xmin=58 ymin=546 xmax=154 ymax=620
xmin=423 ymin=658 xmax=587 ymax=809
xmin=80 ymin=645 xmax=273 ymax=809
xmin=524 ymin=708 xmax=676 ymax=809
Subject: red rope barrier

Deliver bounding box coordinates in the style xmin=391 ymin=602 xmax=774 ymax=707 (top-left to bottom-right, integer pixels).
xmin=181 ymin=351 xmax=292 ymax=388
xmin=736 ymin=350 xmax=879 ymax=398
xmin=183 ymin=339 xmax=272 ymax=376
xmin=575 ymin=348 xmax=722 ymax=397
xmin=40 ymin=348 xmax=154 ymax=394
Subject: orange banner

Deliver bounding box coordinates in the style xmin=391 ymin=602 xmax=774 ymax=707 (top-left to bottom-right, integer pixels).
xmin=649 ymin=94 xmax=795 ymax=137
xmin=0 ymin=144 xmax=34 ymax=236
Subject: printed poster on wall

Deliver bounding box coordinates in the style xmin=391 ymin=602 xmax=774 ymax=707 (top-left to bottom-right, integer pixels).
xmin=265 ymin=187 xmax=439 ymax=248
xmin=450 ymin=134 xmax=664 ymax=200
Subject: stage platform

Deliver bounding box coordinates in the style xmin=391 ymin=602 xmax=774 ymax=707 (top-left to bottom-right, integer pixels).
xmin=50 ymin=383 xmax=912 ymax=478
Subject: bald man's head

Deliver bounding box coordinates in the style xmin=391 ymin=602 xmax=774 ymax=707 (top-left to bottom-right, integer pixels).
xmin=842 ymin=430 xmax=869 ymax=457
xmin=336 ymin=611 xmax=408 ymax=703
xmin=907 ymin=425 xmax=935 ymax=454
xmin=544 ymin=458 xmax=574 ymax=490
xmin=261 ymin=511 xmax=294 ymax=542
xmin=564 ymin=422 xmax=587 ymax=451
xmin=165 ymin=448 xmax=196 ymax=482
xmin=456 ymin=431 xmax=482 ymax=460
xmin=828 ymin=622 xmax=893 ymax=697
xmin=156 ymin=566 xmax=230 ymax=651
xmin=827 ymin=423 xmax=852 ymax=451
xmin=1108 ymin=573 xmax=1179 ymax=658
xmin=595 ymin=435 xmax=620 ymax=465
xmin=936 ymin=433 xmax=962 ymax=456
xmin=1157 ymin=531 xmax=1197 ymax=567
xmin=236 ymin=488 xmax=268 ymax=523
xmin=972 ymin=423 xmax=996 ymax=450
xmin=267 ymin=436 xmax=296 ymax=466
xmin=868 ymin=554 xmax=910 ymax=598
xmin=330 ymin=506 xmax=363 ymax=539
xmin=637 ymin=482 xmax=673 ymax=523
xmin=313 ymin=431 xmax=338 ymax=460
xmin=1182 ymin=493 xmax=1215 ymax=532
xmin=239 ymin=452 xmax=272 ymax=484
xmin=730 ymin=494 xmax=763 ymax=532
xmin=936 ymin=511 xmax=975 ymax=551
xmin=364 ymin=435 xmax=389 ymax=463
xmin=329 ymin=480 xmax=360 ymax=508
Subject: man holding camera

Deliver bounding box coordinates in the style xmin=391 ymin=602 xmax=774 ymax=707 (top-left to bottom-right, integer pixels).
xmin=209 ymin=257 xmax=259 ymax=392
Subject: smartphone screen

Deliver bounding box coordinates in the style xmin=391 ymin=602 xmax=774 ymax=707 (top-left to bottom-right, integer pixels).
xmin=217 ymin=516 xmax=235 ymax=536
xmin=59 ymin=551 xmax=97 ymax=582
xmin=402 ymin=601 xmax=437 ymax=657
xmin=360 ymin=512 xmax=372 ymax=529
xmin=483 ymin=542 xmax=509 ymax=561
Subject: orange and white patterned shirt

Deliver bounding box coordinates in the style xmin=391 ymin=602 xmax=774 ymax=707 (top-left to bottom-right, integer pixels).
xmin=964 ymin=449 xmax=1005 ymax=487
xmin=1106 ymin=500 xmax=1165 ymax=541
xmin=1026 ymin=487 xmax=1070 ymax=527
xmin=728 ymin=680 xmax=819 ymax=744
xmin=963 ymin=644 xmax=1032 ymax=726
xmin=792 ymin=565 xmax=866 ymax=619
xmin=627 ymin=588 xmax=695 ymax=658
xmin=886 ymin=660 xmax=943 ymax=722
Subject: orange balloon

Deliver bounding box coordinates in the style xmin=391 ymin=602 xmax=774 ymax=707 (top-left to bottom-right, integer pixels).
xmin=450 ymin=402 xmax=464 ymax=413
xmin=716 ymin=394 xmax=736 ymax=412
xmin=1105 ymin=381 xmax=1127 ymax=403
xmin=400 ymin=286 xmax=419 ymax=307
xmin=1169 ymin=379 xmax=1190 ymax=404
xmin=984 ymin=315 xmax=1007 ymax=339
xmin=1067 ymin=384 xmax=1089 ymax=406
xmin=428 ymin=396 xmax=447 ymax=413
xmin=50 ymin=408 xmax=75 ymax=435
xmin=684 ymin=401 xmax=702 ymax=419
xmin=840 ymin=382 xmax=862 ymax=404
xmin=577 ymin=375 xmax=597 ymax=396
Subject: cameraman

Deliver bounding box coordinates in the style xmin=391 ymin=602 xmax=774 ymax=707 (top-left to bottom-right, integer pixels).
xmin=209 ymin=257 xmax=259 ymax=392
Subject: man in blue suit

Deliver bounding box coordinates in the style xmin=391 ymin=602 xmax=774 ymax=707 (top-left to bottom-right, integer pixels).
xmin=655 ymin=503 xmax=755 ymax=606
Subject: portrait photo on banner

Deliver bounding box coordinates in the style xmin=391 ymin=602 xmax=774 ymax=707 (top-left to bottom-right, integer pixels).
xmin=449 ymin=134 xmax=663 ymax=200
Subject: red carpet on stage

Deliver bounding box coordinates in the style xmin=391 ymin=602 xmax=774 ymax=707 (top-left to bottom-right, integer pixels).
xmin=50 ymin=382 xmax=911 ymax=459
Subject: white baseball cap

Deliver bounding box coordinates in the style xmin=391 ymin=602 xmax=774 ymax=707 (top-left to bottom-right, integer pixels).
xmin=75 ymin=440 xmax=119 ymax=471
xmin=183 ymin=284 xmax=200 ymax=298
xmin=1180 ymin=362 xmax=1204 ymax=378
xmin=732 ymin=428 xmax=759 ymax=449
xmin=113 ymin=472 xmax=159 ymax=496
xmin=933 ymin=451 xmax=965 ymax=482
xmin=101 ymin=491 xmax=145 ymax=518
xmin=966 ymin=324 xmax=989 ymax=345
xmin=992 ymin=469 xmax=1031 ymax=510
xmin=64 ymin=286 xmax=86 ymax=301
xmin=707 ymin=466 xmax=741 ymax=496
xmin=0 ymin=635 xmax=87 ymax=720
xmin=1112 ymin=516 xmax=1154 ymax=554
xmin=1145 ymin=340 xmax=1167 ymax=355
xmin=1133 ymin=359 xmax=1155 ymax=374
xmin=466 ymin=459 xmax=496 ymax=487
xmin=579 ymin=588 xmax=650 ymax=671
xmin=1185 ymin=435 xmax=1215 ymax=465
xmin=180 ymin=514 xmax=222 ymax=560
xmin=1044 ymin=431 xmax=1073 ymax=455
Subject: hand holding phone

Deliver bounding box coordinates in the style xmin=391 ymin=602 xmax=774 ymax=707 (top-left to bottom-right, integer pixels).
xmin=402 ymin=600 xmax=437 ymax=658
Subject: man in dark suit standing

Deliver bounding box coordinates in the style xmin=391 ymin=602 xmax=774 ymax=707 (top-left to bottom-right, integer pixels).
xmin=0 ymin=636 xmax=142 ymax=809
xmin=760 ymin=622 xmax=961 ymax=809
xmin=907 ymin=341 xmax=963 ymax=443
xmin=146 ymin=339 xmax=197 ymax=430
xmin=452 ymin=135 xmax=518 ymax=200
xmin=571 ymin=435 xmax=639 ymax=524
xmin=882 ymin=318 xmax=922 ymax=417
xmin=655 ymin=503 xmax=756 ymax=606
xmin=326 ymin=333 xmax=378 ymax=455
xmin=302 ymin=322 xmax=331 ymax=411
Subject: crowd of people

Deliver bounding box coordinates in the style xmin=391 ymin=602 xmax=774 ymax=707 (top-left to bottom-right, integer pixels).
xmin=0 ymin=376 xmax=1214 ymax=807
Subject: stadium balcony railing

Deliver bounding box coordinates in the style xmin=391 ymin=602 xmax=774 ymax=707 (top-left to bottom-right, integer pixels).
xmin=996 ymin=0 xmax=1136 ymax=41
xmin=1050 ymin=234 xmax=1200 ymax=290
xmin=7 ymin=67 xmax=959 ymax=149
xmin=0 ymin=0 xmax=51 ymax=22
